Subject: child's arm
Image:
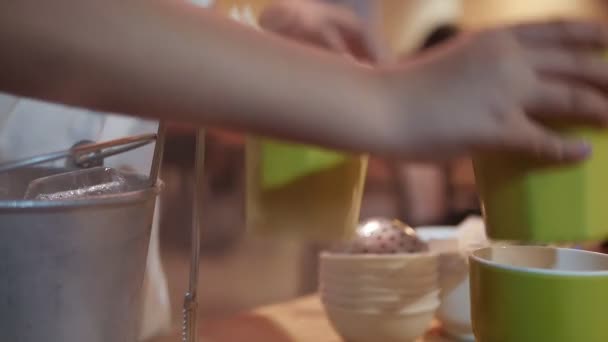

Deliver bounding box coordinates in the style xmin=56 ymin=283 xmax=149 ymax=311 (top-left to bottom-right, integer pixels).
xmin=0 ymin=0 xmax=389 ymax=152
xmin=1 ymin=0 xmax=608 ymax=162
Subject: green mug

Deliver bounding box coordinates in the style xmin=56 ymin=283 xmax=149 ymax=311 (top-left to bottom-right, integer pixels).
xmin=470 ymin=246 xmax=608 ymax=342
xmin=474 ymin=127 xmax=608 ymax=242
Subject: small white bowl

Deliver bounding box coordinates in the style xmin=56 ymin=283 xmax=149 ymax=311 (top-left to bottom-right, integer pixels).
xmin=320 ymin=283 xmax=438 ymax=299
xmin=319 ymin=270 xmax=437 ymax=289
xmin=435 ymin=277 xmax=474 ymax=341
xmin=416 ymin=226 xmax=460 ymax=253
xmin=320 ymin=252 xmax=438 ymax=285
xmin=319 ymin=249 xmax=441 ymax=341
xmin=320 ymin=252 xmax=438 ymax=269
xmin=416 ymin=226 xmax=473 ymax=340
xmin=321 ymin=290 xmax=440 ymax=312
xmin=320 ymin=252 xmax=439 ymax=302
xmin=324 ymin=303 xmax=437 ymax=342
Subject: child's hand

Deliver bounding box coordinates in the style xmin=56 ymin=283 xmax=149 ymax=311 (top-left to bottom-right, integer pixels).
xmin=383 ymin=21 xmax=608 ymax=162
xmin=259 ymin=0 xmax=384 ymax=62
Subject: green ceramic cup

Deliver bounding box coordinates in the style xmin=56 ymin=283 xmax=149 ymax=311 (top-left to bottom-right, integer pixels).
xmin=474 ymin=128 xmax=608 ymax=242
xmin=470 ymin=246 xmax=608 ymax=342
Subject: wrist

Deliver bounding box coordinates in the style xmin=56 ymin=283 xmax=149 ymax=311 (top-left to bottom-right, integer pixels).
xmin=361 ymin=67 xmax=413 ymax=156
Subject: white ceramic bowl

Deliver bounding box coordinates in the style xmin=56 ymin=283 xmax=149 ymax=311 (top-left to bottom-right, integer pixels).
xmin=319 ymin=250 xmax=441 ymax=341
xmin=320 ymin=252 xmax=439 ymax=299
xmin=320 ymin=252 xmax=437 ymax=280
xmin=321 ymin=250 xmax=436 ymax=264
xmin=416 ymin=226 xmax=473 ymax=340
xmin=319 ymin=271 xmax=437 ymax=289
xmin=320 ymin=283 xmax=438 ymax=299
xmin=324 ymin=303 xmax=437 ymax=342
xmin=435 ymin=277 xmax=473 ymax=340
xmin=416 ymin=227 xmax=460 ymax=253
xmin=321 ymin=288 xmax=441 ymax=313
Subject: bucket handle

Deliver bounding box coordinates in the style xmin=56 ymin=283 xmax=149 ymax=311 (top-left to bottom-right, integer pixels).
xmin=0 ymin=133 xmax=157 ymax=173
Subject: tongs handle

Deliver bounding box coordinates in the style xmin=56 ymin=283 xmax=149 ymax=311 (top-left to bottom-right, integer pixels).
xmin=183 ymin=129 xmax=204 ymax=342
xmin=0 ymin=133 xmax=157 ymax=173
xmin=182 ymin=293 xmax=198 ymax=342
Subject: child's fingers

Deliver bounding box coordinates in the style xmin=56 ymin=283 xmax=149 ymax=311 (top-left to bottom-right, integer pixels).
xmin=508 ymin=116 xmax=592 ymax=162
xmin=320 ymin=27 xmax=350 ymax=55
xmin=340 ymin=29 xmax=384 ymax=63
xmin=334 ymin=24 xmax=383 ymax=63
xmin=257 ymin=2 xmax=295 ymax=33
xmin=527 ymin=48 xmax=608 ymax=88
xmin=319 ymin=28 xmax=378 ymax=65
xmin=327 ymin=7 xmax=384 ymax=62
xmin=512 ymin=20 xmax=608 ymax=49
xmin=326 ymin=5 xmax=362 ymax=37
xmin=526 ymin=79 xmax=608 ymax=125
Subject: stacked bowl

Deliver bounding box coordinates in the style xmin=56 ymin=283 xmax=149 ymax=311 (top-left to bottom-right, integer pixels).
xmin=417 ymin=226 xmax=475 ymax=340
xmin=320 ymin=252 xmax=440 ymax=342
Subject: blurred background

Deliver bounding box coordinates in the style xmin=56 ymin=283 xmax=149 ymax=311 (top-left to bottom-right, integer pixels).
xmin=150 ymin=0 xmax=608 ymax=340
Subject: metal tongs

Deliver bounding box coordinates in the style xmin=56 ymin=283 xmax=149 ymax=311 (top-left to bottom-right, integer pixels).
xmin=0 ymin=133 xmax=158 ymax=174
xmin=183 ymin=129 xmax=204 ymax=342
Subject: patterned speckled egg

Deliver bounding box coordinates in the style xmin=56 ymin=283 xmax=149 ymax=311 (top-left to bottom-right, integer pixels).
xmin=335 ymin=218 xmax=429 ymax=254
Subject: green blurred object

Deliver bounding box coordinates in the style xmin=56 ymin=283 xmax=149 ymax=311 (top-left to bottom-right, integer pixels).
xmin=259 ymin=138 xmax=348 ymax=190
xmin=246 ymin=137 xmax=367 ymax=240
xmin=474 ymin=127 xmax=608 ymax=242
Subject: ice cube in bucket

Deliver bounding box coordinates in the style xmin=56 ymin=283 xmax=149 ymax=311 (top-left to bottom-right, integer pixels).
xmin=24 ymin=167 xmax=130 ymax=200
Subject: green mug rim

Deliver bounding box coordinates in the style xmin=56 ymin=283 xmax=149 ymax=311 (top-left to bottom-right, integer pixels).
xmin=471 ymin=246 xmax=608 ymax=277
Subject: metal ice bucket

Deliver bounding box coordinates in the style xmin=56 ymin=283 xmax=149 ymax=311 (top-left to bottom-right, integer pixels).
xmin=0 ymin=126 xmax=204 ymax=342
xmin=0 ymin=130 xmax=169 ymax=342
xmin=0 ymin=167 xmax=159 ymax=342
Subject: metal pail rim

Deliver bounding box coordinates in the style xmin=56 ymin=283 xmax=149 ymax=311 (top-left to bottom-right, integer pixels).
xmin=0 ymin=181 xmax=163 ymax=212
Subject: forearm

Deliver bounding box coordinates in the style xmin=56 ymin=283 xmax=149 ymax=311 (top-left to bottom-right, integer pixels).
xmin=0 ymin=0 xmax=396 ymax=154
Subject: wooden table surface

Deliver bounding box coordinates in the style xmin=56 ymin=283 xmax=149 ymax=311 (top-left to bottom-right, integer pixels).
xmin=193 ymin=295 xmax=454 ymax=342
